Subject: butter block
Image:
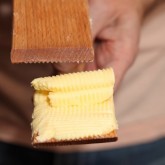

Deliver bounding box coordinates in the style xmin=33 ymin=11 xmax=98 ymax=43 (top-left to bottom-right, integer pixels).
xmin=31 ymin=68 xmax=118 ymax=146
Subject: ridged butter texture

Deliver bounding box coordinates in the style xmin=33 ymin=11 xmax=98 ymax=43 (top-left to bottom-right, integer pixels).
xmin=48 ymin=87 xmax=113 ymax=106
xmin=31 ymin=68 xmax=118 ymax=142
xmin=31 ymin=68 xmax=115 ymax=92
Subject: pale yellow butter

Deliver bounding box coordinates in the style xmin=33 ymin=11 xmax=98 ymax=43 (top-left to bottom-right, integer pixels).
xmin=31 ymin=68 xmax=118 ymax=142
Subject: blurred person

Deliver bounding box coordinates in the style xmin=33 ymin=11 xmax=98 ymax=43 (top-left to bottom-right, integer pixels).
xmin=0 ymin=0 xmax=165 ymax=165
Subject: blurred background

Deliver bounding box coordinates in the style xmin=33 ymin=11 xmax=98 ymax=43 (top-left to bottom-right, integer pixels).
xmin=0 ymin=0 xmax=12 ymax=51
xmin=0 ymin=0 xmax=165 ymax=165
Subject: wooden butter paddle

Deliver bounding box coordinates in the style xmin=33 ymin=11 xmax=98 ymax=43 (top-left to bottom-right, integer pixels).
xmin=11 ymin=0 xmax=94 ymax=63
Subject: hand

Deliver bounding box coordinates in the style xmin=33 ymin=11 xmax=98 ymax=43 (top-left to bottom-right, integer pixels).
xmin=55 ymin=0 xmax=155 ymax=89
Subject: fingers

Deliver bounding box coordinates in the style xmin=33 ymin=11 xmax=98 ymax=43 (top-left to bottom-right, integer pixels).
xmin=53 ymin=63 xmax=85 ymax=74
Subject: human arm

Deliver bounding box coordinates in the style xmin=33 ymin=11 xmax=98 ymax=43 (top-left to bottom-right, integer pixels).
xmin=55 ymin=0 xmax=156 ymax=89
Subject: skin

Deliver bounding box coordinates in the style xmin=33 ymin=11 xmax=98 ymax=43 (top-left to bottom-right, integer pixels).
xmin=55 ymin=0 xmax=156 ymax=90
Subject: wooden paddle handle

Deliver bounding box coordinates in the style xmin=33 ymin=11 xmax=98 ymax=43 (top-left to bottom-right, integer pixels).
xmin=11 ymin=0 xmax=94 ymax=63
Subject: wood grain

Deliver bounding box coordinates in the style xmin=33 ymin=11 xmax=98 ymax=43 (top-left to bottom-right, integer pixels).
xmin=11 ymin=0 xmax=94 ymax=63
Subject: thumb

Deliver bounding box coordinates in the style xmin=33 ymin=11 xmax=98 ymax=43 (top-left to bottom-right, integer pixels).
xmin=53 ymin=1 xmax=103 ymax=74
xmin=89 ymin=0 xmax=111 ymax=39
